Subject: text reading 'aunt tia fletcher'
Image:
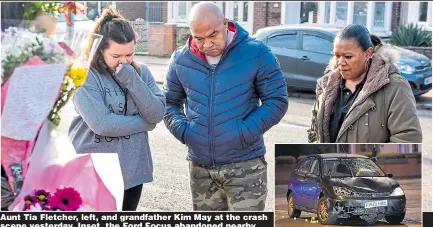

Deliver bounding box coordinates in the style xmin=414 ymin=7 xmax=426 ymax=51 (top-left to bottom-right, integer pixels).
xmin=0 ymin=212 xmax=274 ymax=227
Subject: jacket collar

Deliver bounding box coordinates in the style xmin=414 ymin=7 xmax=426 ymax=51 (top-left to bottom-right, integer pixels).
xmin=316 ymin=45 xmax=400 ymax=142
xmin=186 ymin=21 xmax=248 ymax=66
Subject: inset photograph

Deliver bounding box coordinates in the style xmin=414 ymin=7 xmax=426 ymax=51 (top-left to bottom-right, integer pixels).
xmin=275 ymin=144 xmax=421 ymax=227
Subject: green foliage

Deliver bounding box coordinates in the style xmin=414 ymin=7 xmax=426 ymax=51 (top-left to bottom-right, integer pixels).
xmin=390 ymin=23 xmax=432 ymax=47
xmin=134 ymin=42 xmax=148 ymax=52
xmin=177 ymin=28 xmax=191 ymax=49
xmin=23 ymin=2 xmax=61 ymax=21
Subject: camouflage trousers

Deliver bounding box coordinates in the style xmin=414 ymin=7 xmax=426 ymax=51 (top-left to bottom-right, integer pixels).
xmin=188 ymin=157 xmax=267 ymax=211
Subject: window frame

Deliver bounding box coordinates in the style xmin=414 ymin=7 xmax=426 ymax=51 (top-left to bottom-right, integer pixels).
xmin=266 ymin=31 xmax=300 ymax=50
xmin=300 ymin=31 xmax=334 ymax=55
xmin=308 ymin=158 xmax=321 ymax=177
xmin=82 ymin=1 xmax=114 ymax=20
xmin=297 ymin=157 xmax=313 ymax=176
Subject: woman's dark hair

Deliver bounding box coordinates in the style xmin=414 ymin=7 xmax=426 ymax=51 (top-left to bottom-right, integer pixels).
xmin=335 ymin=24 xmax=382 ymax=51
xmin=84 ymin=6 xmax=140 ymax=73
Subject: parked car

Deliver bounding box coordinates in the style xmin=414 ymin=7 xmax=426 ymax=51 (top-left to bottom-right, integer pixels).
xmin=287 ymin=153 xmax=406 ymax=225
xmin=253 ymin=24 xmax=432 ymax=96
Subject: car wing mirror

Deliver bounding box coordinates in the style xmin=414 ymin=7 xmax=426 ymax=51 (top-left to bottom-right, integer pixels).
xmin=386 ymin=173 xmax=393 ymax=178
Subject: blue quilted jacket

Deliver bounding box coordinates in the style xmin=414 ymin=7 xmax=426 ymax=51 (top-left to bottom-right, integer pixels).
xmin=163 ymin=21 xmax=288 ymax=167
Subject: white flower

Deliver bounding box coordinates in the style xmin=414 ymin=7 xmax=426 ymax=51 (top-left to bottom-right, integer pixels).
xmin=28 ymin=203 xmax=43 ymax=211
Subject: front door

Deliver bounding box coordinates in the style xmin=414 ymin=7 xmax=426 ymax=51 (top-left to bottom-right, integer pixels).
xmin=222 ymin=1 xmax=254 ymax=34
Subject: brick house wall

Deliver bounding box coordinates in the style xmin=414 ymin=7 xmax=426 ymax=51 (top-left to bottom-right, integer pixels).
xmin=391 ymin=2 xmax=401 ymax=32
xmin=313 ymin=2 xmax=318 ymax=23
xmin=253 ymin=2 xmax=282 ymax=34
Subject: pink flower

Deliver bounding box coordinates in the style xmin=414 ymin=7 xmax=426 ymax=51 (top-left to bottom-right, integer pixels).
xmin=23 ymin=195 xmax=38 ymax=211
xmin=34 ymin=189 xmax=51 ymax=204
xmin=48 ymin=187 xmax=82 ymax=211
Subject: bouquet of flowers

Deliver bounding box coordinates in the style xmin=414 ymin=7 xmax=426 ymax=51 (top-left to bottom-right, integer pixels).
xmin=1 ymin=27 xmax=68 ymax=200
xmin=48 ymin=31 xmax=103 ymax=126
xmin=24 ymin=188 xmax=91 ymax=211
xmin=1 ymin=27 xmax=123 ymax=211
xmin=8 ymin=118 xmax=124 ymax=211
xmin=1 ymin=27 xmax=66 ymax=85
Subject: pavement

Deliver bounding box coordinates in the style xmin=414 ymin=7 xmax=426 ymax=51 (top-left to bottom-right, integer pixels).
xmin=275 ymin=178 xmax=422 ymax=226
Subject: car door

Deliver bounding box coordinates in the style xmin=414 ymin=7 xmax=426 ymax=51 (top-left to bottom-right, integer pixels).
xmin=297 ymin=31 xmax=334 ymax=91
xmin=303 ymin=158 xmax=321 ymax=210
xmin=293 ymin=157 xmax=313 ymax=208
xmin=265 ymin=31 xmax=300 ymax=88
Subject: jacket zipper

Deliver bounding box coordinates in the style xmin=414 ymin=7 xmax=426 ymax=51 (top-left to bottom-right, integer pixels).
xmin=207 ymin=40 xmax=239 ymax=167
xmin=209 ymin=69 xmax=215 ymax=167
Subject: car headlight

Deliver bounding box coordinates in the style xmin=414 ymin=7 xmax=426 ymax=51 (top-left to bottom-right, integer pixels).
xmin=391 ymin=187 xmax=405 ymax=196
xmin=333 ymin=186 xmax=355 ymax=196
xmin=394 ymin=63 xmax=415 ymax=74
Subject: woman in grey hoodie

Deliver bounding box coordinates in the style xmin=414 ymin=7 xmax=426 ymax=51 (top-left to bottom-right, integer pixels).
xmin=68 ymin=7 xmax=166 ymax=211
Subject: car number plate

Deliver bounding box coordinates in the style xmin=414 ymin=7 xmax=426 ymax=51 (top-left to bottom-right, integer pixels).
xmin=365 ymin=200 xmax=388 ymax=209
xmin=424 ymin=76 xmax=432 ymax=85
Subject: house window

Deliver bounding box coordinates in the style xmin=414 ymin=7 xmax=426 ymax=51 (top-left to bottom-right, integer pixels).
xmin=319 ymin=2 xmax=392 ymax=34
xmin=324 ymin=2 xmax=331 ymax=23
xmin=419 ymin=2 xmax=428 ymax=22
xmin=335 ymin=2 xmax=348 ymax=25
xmin=83 ymin=1 xmax=113 ymax=21
xmin=243 ymin=2 xmax=248 ymax=22
xmin=233 ymin=2 xmax=239 ymax=21
xmin=171 ymin=2 xmax=209 ymax=24
xmin=101 ymin=2 xmax=112 ymax=11
xmin=353 ymin=2 xmax=367 ymax=26
xmin=373 ymin=2 xmax=386 ymax=29
xmin=178 ymin=2 xmax=187 ymax=21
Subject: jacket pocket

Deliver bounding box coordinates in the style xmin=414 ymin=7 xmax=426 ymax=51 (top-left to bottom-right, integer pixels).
xmin=183 ymin=122 xmax=191 ymax=145
xmin=236 ymin=120 xmax=247 ymax=148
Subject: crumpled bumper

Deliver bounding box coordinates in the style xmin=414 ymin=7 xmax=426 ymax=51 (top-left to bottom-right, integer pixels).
xmin=327 ymin=196 xmax=406 ymax=218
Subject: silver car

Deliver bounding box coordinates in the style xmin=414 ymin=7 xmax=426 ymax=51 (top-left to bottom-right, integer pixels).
xmin=254 ymin=24 xmax=432 ymax=96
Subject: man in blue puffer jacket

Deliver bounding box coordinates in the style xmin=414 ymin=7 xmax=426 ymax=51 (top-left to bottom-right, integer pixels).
xmin=163 ymin=2 xmax=288 ymax=211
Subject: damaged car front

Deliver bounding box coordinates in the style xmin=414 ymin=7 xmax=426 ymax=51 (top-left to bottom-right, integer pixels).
xmin=319 ymin=157 xmax=406 ymax=225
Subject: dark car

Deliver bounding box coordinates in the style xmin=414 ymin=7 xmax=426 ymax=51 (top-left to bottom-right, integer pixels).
xmin=254 ymin=24 xmax=432 ymax=96
xmin=287 ymin=153 xmax=406 ymax=225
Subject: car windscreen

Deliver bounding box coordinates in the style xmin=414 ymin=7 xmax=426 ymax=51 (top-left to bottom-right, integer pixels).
xmin=322 ymin=157 xmax=385 ymax=178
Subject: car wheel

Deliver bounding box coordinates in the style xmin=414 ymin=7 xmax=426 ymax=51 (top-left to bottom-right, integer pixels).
xmin=287 ymin=194 xmax=301 ymax=218
xmin=385 ymin=212 xmax=405 ymax=225
xmin=317 ymin=196 xmax=338 ymax=225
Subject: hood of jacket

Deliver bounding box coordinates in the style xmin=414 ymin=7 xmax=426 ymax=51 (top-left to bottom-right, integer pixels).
xmin=316 ymin=45 xmax=401 ymax=142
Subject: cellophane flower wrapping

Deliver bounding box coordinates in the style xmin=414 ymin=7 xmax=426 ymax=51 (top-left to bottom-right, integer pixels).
xmin=1 ymin=27 xmax=67 ymax=201
xmin=9 ymin=120 xmax=124 ymax=211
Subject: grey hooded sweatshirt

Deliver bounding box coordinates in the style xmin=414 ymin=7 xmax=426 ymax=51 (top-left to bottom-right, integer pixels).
xmin=68 ymin=63 xmax=166 ymax=189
